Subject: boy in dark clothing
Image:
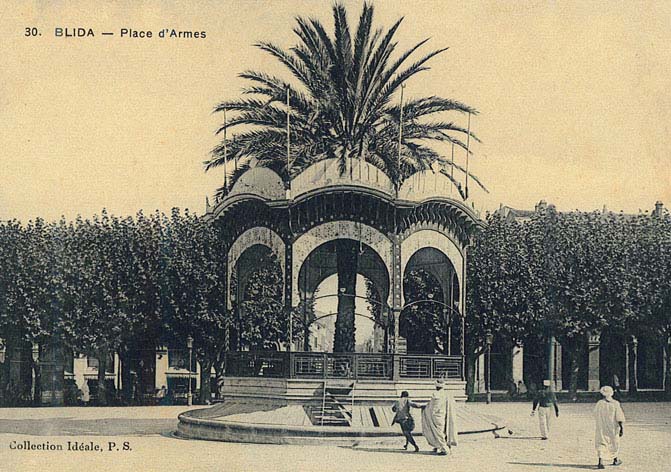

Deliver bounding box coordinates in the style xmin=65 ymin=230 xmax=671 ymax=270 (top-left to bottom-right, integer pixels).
xmin=392 ymin=391 xmax=421 ymax=452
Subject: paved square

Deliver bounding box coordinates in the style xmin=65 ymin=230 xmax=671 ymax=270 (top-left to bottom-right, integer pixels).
xmin=1 ymin=402 xmax=669 ymax=471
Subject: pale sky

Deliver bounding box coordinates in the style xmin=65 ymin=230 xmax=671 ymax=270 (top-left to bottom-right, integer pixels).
xmin=1 ymin=0 xmax=670 ymax=222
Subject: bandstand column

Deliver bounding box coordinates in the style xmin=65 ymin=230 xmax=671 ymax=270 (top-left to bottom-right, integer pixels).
xmin=461 ymin=247 xmax=467 ymax=379
xmin=285 ymin=241 xmax=293 ymax=352
xmin=588 ymin=333 xmax=601 ymax=392
xmin=391 ymin=234 xmax=402 ymax=380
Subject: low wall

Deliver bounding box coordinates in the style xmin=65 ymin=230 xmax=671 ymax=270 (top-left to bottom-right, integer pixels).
xmin=221 ymin=377 xmax=467 ymax=404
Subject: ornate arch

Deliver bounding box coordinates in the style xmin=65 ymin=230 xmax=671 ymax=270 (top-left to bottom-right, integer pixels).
xmin=292 ymin=221 xmax=393 ymax=306
xmin=227 ymin=227 xmax=285 ymax=309
xmin=400 ymin=229 xmax=463 ymax=307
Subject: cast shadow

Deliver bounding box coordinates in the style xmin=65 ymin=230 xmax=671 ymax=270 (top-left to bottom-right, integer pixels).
xmin=508 ymin=462 xmax=597 ymax=470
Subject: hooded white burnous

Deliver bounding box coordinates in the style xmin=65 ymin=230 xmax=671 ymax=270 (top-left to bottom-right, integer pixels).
xmin=421 ymin=378 xmax=458 ymax=454
xmin=594 ymin=386 xmax=625 ymax=461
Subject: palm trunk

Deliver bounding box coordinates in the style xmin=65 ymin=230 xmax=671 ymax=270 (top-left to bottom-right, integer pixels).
xmin=333 ymin=239 xmax=358 ymax=352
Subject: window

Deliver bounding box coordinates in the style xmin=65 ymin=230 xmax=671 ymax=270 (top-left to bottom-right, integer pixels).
xmin=169 ymin=349 xmax=196 ymax=371
xmin=87 ymin=352 xmax=115 ymax=373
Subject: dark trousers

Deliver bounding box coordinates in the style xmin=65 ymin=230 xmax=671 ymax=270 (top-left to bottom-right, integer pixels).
xmin=401 ymin=424 xmax=418 ymax=448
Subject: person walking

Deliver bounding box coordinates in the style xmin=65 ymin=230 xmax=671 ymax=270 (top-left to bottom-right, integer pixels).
xmin=421 ymin=378 xmax=459 ymax=455
xmin=531 ymin=379 xmax=559 ymax=440
xmin=391 ymin=391 xmax=421 ymax=452
xmin=594 ymin=386 xmax=625 ymax=469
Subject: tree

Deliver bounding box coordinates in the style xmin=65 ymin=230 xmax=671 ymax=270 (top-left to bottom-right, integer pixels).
xmin=466 ymin=213 xmax=535 ymax=397
xmin=0 ymin=219 xmax=49 ymax=405
xmin=235 ymin=251 xmax=287 ymax=350
xmin=632 ymin=210 xmax=671 ymax=396
xmin=206 ymin=2 xmax=485 ymax=353
xmin=57 ymin=211 xmax=134 ymax=405
xmin=400 ymin=268 xmax=446 ymax=354
xmin=161 ymin=209 xmax=230 ymax=403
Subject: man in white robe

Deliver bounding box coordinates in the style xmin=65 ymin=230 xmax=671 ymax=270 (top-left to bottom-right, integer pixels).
xmin=594 ymin=385 xmax=625 ymax=469
xmin=421 ymin=378 xmax=458 ymax=455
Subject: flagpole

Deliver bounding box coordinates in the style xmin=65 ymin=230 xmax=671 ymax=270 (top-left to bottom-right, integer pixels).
xmin=450 ymin=141 xmax=455 ymax=197
xmin=223 ymin=107 xmax=228 ymax=195
xmin=465 ymin=112 xmax=471 ymax=200
xmin=397 ymin=84 xmax=405 ymax=196
xmin=286 ymin=86 xmax=293 ymax=352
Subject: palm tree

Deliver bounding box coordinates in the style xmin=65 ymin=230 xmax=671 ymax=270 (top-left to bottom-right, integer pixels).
xmin=207 ymin=2 xmax=487 ymax=352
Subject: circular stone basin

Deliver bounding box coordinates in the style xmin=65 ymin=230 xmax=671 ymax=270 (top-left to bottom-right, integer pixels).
xmin=177 ymin=401 xmax=505 ymax=446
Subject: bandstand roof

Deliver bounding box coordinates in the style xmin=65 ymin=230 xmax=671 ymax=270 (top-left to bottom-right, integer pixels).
xmin=205 ymin=158 xmax=484 ymax=236
xmin=291 ymin=157 xmax=395 ymax=199
xmin=228 ymin=167 xmax=286 ymax=201
xmin=398 ymin=169 xmax=459 ymax=202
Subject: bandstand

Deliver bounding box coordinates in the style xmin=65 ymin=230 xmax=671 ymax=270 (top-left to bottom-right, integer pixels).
xmin=177 ymin=158 xmax=503 ymax=444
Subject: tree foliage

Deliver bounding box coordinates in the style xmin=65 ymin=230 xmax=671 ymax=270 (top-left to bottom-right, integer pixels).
xmin=466 ymin=207 xmax=671 ymax=396
xmin=206 ymin=2 xmax=485 ymax=198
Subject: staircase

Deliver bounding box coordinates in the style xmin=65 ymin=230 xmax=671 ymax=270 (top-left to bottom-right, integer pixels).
xmin=309 ymin=382 xmax=355 ymax=426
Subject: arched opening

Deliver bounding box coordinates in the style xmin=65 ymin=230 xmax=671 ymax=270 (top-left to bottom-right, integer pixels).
xmin=400 ymin=247 xmax=461 ymax=355
xmin=297 ymin=238 xmax=390 ymax=353
xmin=306 ymin=274 xmax=388 ymax=353
xmin=230 ymin=244 xmax=286 ymax=351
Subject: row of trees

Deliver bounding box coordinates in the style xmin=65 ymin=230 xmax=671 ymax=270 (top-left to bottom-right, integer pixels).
xmin=0 ymin=209 xmax=229 ymax=406
xmin=466 ymin=207 xmax=671 ymax=397
xmin=2 ymin=205 xmax=668 ymax=404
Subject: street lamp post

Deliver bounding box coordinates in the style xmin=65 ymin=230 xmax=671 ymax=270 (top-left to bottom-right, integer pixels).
xmin=186 ymin=335 xmax=193 ymax=407
xmin=486 ymin=332 xmax=494 ymax=404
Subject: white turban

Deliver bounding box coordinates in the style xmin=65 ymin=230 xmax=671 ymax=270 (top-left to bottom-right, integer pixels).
xmin=600 ymin=386 xmax=614 ymax=398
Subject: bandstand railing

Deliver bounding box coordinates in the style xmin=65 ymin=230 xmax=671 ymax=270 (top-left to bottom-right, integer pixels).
xmin=224 ymin=351 xmax=462 ymax=381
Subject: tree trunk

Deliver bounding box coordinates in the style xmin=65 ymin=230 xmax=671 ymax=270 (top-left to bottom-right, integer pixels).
xmin=199 ymin=357 xmax=213 ymax=404
xmin=31 ymin=353 xmax=41 ymax=406
xmin=466 ymin=353 xmax=477 ymax=400
xmin=0 ymin=336 xmax=14 ymax=404
xmin=120 ymin=350 xmax=133 ymax=405
xmin=214 ymin=352 xmax=226 ymax=401
xmin=97 ymin=350 xmax=108 ymax=406
xmin=465 ymin=348 xmax=483 ymax=401
xmin=565 ymin=338 xmax=581 ymax=401
xmin=546 ymin=335 xmax=556 ymax=386
xmin=333 ymin=239 xmax=358 ymax=352
xmin=627 ymin=340 xmax=638 ymax=395
xmin=664 ymin=337 xmax=671 ymax=398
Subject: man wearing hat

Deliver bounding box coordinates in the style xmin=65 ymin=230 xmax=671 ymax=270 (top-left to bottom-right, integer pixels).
xmin=531 ymin=379 xmax=559 ymax=440
xmin=594 ymin=385 xmax=625 ymax=469
xmin=421 ymin=378 xmax=458 ymax=455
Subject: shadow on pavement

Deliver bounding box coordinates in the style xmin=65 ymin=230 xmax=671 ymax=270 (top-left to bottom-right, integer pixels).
xmin=497 ymin=436 xmax=543 ymax=440
xmin=508 ymin=462 xmax=596 ymax=470
xmin=0 ymin=418 xmax=178 ymax=436
xmin=350 ymin=447 xmax=440 ymax=456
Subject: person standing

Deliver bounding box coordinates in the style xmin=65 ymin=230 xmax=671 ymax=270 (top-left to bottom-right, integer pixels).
xmin=594 ymin=385 xmax=625 ymax=469
xmin=391 ymin=391 xmax=421 ymax=452
xmin=78 ymin=379 xmax=90 ymax=406
xmin=531 ymin=379 xmax=559 ymax=440
xmin=421 ymin=378 xmax=458 ymax=455
xmin=612 ymin=374 xmax=622 ymax=398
